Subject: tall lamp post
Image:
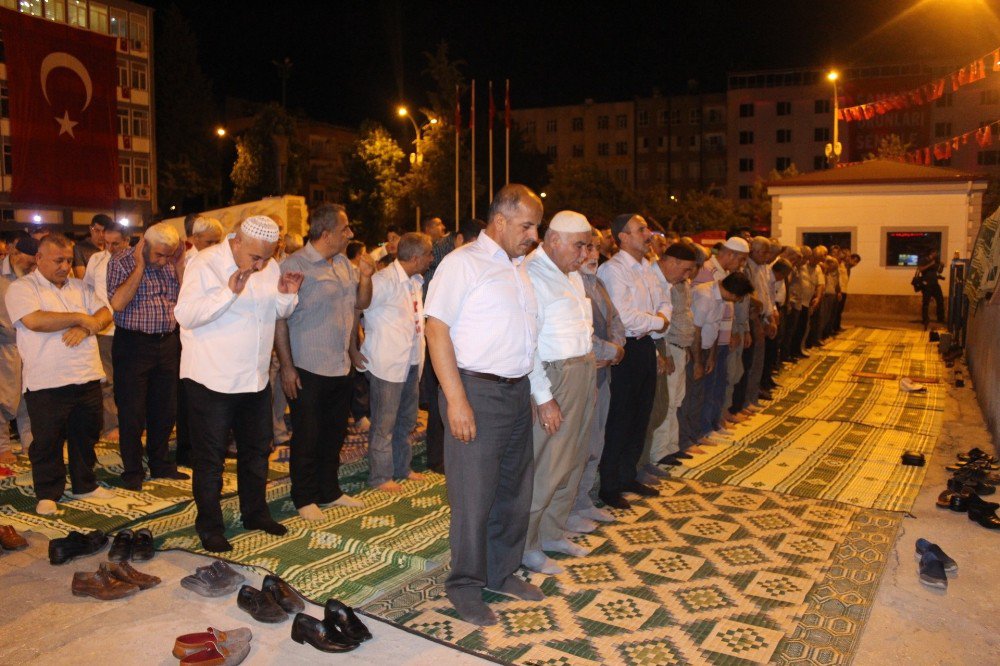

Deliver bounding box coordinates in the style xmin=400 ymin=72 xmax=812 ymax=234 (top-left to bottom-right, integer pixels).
xmin=215 ymin=127 xmax=227 ymax=207
xmin=824 ymin=71 xmax=842 ymax=166
xmin=397 ymin=106 xmax=438 ymax=231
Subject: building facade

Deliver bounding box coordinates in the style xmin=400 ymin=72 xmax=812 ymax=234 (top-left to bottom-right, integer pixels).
xmin=0 ymin=0 xmax=154 ymax=232
xmin=512 ymin=99 xmax=636 ymax=189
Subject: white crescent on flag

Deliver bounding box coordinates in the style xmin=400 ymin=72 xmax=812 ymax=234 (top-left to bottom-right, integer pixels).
xmin=39 ymin=51 xmax=93 ymax=138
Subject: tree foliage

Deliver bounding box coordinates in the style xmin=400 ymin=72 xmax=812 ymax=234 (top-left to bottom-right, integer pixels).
xmin=543 ymin=162 xmax=635 ymax=227
xmin=230 ymin=103 xmax=307 ymax=203
xmin=864 ymin=134 xmax=913 ymax=161
xmin=154 ymin=5 xmax=217 ymax=211
xmin=344 ymin=121 xmax=407 ymax=244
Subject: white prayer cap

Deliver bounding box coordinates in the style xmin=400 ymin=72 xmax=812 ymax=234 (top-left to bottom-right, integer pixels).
xmin=548 ymin=210 xmax=591 ymax=233
xmin=240 ymin=216 xmax=280 ymax=243
xmin=722 ymin=237 xmax=750 ymax=254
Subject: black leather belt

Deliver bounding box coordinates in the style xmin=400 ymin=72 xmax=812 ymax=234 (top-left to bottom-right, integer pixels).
xmin=459 ymin=369 xmax=527 ymax=384
xmin=118 ymin=327 xmax=178 ymax=339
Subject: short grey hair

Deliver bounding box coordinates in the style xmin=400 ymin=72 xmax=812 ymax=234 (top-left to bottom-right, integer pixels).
xmin=144 ymin=222 xmax=180 ymax=248
xmin=750 ymin=236 xmax=771 ymax=252
xmin=397 ymin=232 xmax=432 ymax=261
xmin=192 ymin=216 xmax=223 ymax=237
xmin=307 ymin=203 xmax=348 ymax=241
xmin=487 ymin=183 xmax=542 ymax=226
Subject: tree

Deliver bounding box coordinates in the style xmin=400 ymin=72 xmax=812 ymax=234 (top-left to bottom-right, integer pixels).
xmin=733 ymin=164 xmax=799 ymax=233
xmin=154 ymin=5 xmax=218 ymax=212
xmin=660 ymin=190 xmax=742 ymax=233
xmin=864 ymin=134 xmax=913 ymax=161
xmin=230 ymin=103 xmax=307 ymax=203
xmin=543 ymin=162 xmax=635 ymax=227
xmin=343 ymin=121 xmax=407 ymax=244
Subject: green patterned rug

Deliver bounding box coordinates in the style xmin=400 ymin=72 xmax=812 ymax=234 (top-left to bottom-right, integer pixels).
xmin=673 ymin=327 xmax=944 ymax=512
xmin=363 ymin=477 xmax=902 ymax=666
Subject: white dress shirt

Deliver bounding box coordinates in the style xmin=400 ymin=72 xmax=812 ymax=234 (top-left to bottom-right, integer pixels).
xmin=748 ymin=259 xmax=776 ymax=322
xmin=361 ymin=259 xmax=425 ymax=383
xmin=424 ymin=231 xmax=537 ymax=378
xmin=525 ymin=245 xmax=593 ymax=404
xmin=184 ymin=245 xmax=199 ymax=267
xmin=596 ymin=250 xmax=667 ymax=338
xmin=691 ymin=280 xmax=726 ymax=350
xmin=83 ymin=249 xmax=115 ymax=336
xmin=4 ymin=270 xmax=105 ymax=391
xmin=175 ymin=236 xmax=297 ymax=394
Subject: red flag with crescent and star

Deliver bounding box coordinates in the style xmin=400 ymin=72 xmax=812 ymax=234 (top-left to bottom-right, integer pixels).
xmin=0 ymin=8 xmax=118 ymax=208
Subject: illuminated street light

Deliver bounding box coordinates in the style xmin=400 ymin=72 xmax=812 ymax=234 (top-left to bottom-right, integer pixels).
xmin=824 ymin=70 xmax=842 ymax=166
xmin=397 ymin=106 xmax=408 ymax=117
xmin=540 ymin=192 xmax=547 ymax=198
xmin=216 ymin=127 xmax=227 ymax=138
xmin=119 ymin=217 xmax=130 ymax=226
xmin=32 ymin=214 xmax=42 ymax=223
xmin=397 ymin=103 xmax=434 ymax=229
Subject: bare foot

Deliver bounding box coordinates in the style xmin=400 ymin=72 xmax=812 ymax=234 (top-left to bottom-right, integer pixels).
xmin=406 ymin=471 xmax=426 ymax=482
xmin=376 ymin=480 xmax=404 ymax=493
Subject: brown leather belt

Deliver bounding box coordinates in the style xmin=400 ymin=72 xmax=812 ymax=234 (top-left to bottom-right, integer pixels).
xmin=459 ymin=369 xmax=528 ymax=384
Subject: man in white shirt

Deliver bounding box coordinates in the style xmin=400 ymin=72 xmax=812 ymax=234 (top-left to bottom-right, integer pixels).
xmin=83 ymin=224 xmax=130 ymax=443
xmin=425 ymin=183 xmax=544 ymax=626
xmin=521 ymin=211 xmax=595 ymax=575
xmin=0 ymin=235 xmax=37 ymax=462
xmin=276 ymin=204 xmax=374 ymax=520
xmin=360 ymin=233 xmax=433 ymax=493
xmin=4 ymin=234 xmax=114 ymax=515
xmin=184 ymin=216 xmax=224 ymax=266
xmin=174 ymin=217 xmax=303 ymax=552
xmin=596 ymin=213 xmax=669 ymax=509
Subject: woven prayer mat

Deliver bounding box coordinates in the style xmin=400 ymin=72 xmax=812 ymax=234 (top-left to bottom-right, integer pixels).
xmin=674 ymin=327 xmax=944 ymax=512
xmin=363 ymin=477 xmax=901 ymax=666
xmin=130 ymin=445 xmax=449 ymax=608
xmin=0 ymin=442 xmax=285 ymax=539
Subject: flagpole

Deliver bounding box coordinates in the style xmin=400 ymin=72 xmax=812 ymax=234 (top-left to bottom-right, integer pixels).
xmin=505 ymin=79 xmax=511 ymax=185
xmin=488 ymin=81 xmax=494 ymax=203
xmin=454 ymin=84 xmax=460 ymax=232
xmin=470 ymin=79 xmax=476 ymax=219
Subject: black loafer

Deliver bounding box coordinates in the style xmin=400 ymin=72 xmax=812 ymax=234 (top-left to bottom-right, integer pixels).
xmin=107 ymin=530 xmax=134 ymax=562
xmin=131 ymin=528 xmax=155 ymax=562
xmin=237 ymin=585 xmax=288 ymax=623
xmin=324 ymin=598 xmax=372 ymax=642
xmin=291 ymin=613 xmax=359 ymax=652
xmin=915 ymin=538 xmax=957 ymax=574
xmin=262 ymin=574 xmax=305 ymax=614
xmin=49 ymin=530 xmax=108 ymax=565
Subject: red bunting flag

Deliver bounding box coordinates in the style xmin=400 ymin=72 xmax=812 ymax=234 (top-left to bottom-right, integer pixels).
xmin=0 ymin=8 xmax=118 ymax=208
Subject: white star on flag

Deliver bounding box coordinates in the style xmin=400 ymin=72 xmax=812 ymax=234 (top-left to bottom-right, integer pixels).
xmin=55 ymin=110 xmax=78 ymax=138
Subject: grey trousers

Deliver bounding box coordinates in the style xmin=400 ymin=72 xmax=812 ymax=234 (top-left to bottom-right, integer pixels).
xmin=442 ymin=373 xmax=533 ymax=595
xmin=640 ymin=339 xmax=670 ymax=468
xmin=98 ymin=334 xmax=118 ymax=434
xmin=573 ymin=377 xmax=609 ymax=513
xmin=723 ymin=339 xmax=745 ymax=415
xmin=269 ymin=352 xmax=291 ymax=446
xmin=745 ymin=321 xmax=766 ymax=405
xmin=525 ymin=354 xmax=595 ymax=553
xmin=367 ymin=365 xmax=418 ymax=487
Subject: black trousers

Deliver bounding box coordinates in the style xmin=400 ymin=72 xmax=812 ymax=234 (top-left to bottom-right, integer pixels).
xmin=781 ymin=308 xmax=800 ymax=361
xmin=790 ymin=307 xmax=809 ymax=357
xmin=806 ymin=307 xmax=823 ymax=347
xmin=112 ymin=328 xmax=180 ymax=483
xmin=350 ymin=368 xmax=369 ymax=421
xmin=600 ymin=336 xmax=656 ymax=496
xmin=922 ymin=285 xmax=945 ymax=324
xmin=730 ymin=343 xmax=754 ymax=414
xmin=288 ymin=369 xmax=352 ymax=508
xmin=184 ymin=379 xmax=273 ymax=537
xmin=24 ymin=381 xmax=102 ymax=500
xmin=421 ymin=347 xmax=444 ymax=470
xmin=175 ymin=377 xmax=191 ymax=466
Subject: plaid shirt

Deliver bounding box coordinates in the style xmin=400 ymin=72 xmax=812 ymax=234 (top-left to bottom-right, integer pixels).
xmin=106 ymin=249 xmax=180 ymax=333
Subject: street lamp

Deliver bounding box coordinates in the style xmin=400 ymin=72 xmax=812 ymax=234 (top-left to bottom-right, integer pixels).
xmin=216 ymin=127 xmax=226 ymax=138
xmin=397 ymin=105 xmax=439 ymax=230
xmin=214 ymin=127 xmax=229 ymax=207
xmin=825 ymin=71 xmax=842 ymax=166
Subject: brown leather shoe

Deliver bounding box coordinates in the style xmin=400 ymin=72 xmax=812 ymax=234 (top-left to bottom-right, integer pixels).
xmin=100 ymin=561 xmax=161 ymax=590
xmin=0 ymin=525 xmax=28 ymax=551
xmin=71 ymin=568 xmax=139 ymax=600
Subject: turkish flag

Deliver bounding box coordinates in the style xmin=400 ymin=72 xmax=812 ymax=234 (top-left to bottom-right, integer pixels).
xmin=0 ymin=8 xmax=118 ymax=209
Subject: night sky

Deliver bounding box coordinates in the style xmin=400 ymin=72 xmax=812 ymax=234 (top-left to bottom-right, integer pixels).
xmin=149 ymin=0 xmax=1000 ymax=127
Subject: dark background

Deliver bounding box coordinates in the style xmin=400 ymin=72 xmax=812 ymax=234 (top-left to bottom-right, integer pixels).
xmin=148 ymin=0 xmax=1000 ymax=125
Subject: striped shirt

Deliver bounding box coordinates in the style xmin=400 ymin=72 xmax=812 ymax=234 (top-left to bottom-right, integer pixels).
xmin=106 ymin=250 xmax=180 ymax=334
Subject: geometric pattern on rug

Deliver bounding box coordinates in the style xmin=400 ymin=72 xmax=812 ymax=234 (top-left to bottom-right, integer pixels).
xmin=673 ymin=328 xmax=945 ymax=512
xmin=363 ymin=477 xmax=902 ymax=666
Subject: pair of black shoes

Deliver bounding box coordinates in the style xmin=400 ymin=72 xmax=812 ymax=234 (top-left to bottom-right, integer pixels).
xmin=291 ymin=599 xmax=371 ymax=653
xmin=108 ymin=528 xmax=155 ymax=562
xmin=237 ymin=575 xmax=305 ymax=623
xmin=48 ymin=530 xmax=108 ymax=565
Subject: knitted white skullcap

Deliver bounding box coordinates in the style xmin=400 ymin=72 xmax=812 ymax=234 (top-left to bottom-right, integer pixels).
xmin=722 ymin=237 xmax=750 ymax=253
xmin=240 ymin=216 xmax=280 ymax=243
xmin=548 ymin=210 xmax=591 ymax=233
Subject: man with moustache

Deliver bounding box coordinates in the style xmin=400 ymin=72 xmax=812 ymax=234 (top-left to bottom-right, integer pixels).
xmin=521 ymin=211 xmax=596 ymax=575
xmin=596 ymin=213 xmax=669 ymax=509
xmin=425 ymin=184 xmax=544 ymax=626
xmin=175 ymin=217 xmax=303 ymax=552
